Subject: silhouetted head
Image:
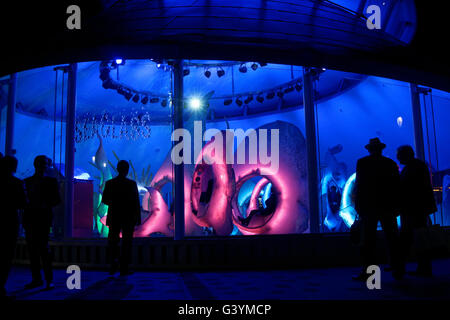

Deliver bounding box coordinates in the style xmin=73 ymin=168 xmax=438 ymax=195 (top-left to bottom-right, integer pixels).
xmin=365 ymin=137 xmax=386 ymax=156
xmin=34 ymin=155 xmax=49 ymax=176
xmin=397 ymin=145 xmax=415 ymax=165
xmin=2 ymin=155 xmax=18 ymax=176
xmin=117 ymin=160 xmax=129 ymax=177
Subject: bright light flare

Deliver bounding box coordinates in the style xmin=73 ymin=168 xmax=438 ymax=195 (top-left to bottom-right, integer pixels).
xmin=189 ymin=97 xmax=202 ymax=110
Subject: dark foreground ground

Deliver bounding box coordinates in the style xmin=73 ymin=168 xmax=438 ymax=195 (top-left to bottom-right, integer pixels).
xmin=5 ymin=259 xmax=450 ymax=300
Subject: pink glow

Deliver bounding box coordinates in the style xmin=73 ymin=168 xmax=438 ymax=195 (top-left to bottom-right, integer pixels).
xmin=231 ymin=121 xmax=309 ymax=235
xmin=102 ymin=121 xmax=309 ymax=237
xmin=191 ymin=132 xmax=235 ymax=235
xmin=133 ymin=151 xmax=203 ymax=237
xmin=248 ymin=177 xmax=270 ymax=213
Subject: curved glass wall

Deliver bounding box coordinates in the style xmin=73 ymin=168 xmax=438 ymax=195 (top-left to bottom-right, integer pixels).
xmin=2 ymin=59 xmax=449 ymax=239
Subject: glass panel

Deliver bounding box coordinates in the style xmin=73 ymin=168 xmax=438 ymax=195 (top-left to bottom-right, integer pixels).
xmin=11 ymin=67 xmax=67 ymax=238
xmin=0 ymin=81 xmax=6 ymax=155
xmin=316 ymin=74 xmax=415 ymax=232
xmin=74 ymin=60 xmax=174 ymax=238
xmin=421 ymin=88 xmax=450 ymax=226
xmin=183 ymin=62 xmax=309 ymax=236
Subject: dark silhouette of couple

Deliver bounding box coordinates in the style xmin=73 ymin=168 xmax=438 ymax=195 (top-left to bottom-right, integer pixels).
xmin=353 ymin=138 xmax=436 ymax=281
xmin=1 ymin=155 xmax=60 ymax=299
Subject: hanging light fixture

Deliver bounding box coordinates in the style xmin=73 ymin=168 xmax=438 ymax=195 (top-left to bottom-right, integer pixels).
xmin=277 ymin=90 xmax=284 ymax=98
xmin=217 ymin=68 xmax=225 ymax=78
xmin=224 ymin=99 xmax=233 ymax=106
xmin=266 ymin=91 xmax=275 ymax=99
xmin=132 ymin=93 xmax=140 ymax=103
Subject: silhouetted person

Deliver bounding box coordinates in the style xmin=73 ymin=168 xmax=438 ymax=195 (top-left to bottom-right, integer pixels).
xmin=353 ymin=138 xmax=403 ymax=281
xmin=397 ymin=145 xmax=437 ymax=277
xmin=102 ymin=160 xmax=141 ymax=276
xmin=239 ymin=188 xmax=278 ymax=227
xmin=23 ymin=155 xmax=61 ymax=290
xmin=0 ymin=155 xmax=26 ymax=299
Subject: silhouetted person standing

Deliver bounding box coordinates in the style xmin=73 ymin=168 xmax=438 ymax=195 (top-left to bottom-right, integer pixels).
xmin=397 ymin=145 xmax=437 ymax=277
xmin=102 ymin=160 xmax=141 ymax=276
xmin=23 ymin=155 xmax=61 ymax=289
xmin=0 ymin=156 xmax=26 ymax=299
xmin=353 ymin=138 xmax=403 ymax=281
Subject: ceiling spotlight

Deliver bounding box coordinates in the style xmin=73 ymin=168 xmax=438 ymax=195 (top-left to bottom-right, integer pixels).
xmin=189 ymin=97 xmax=202 ymax=110
xmin=132 ymin=93 xmax=140 ymax=103
xmin=256 ymin=95 xmax=264 ymax=103
xmin=236 ymin=97 xmax=243 ymax=107
xmin=239 ymin=64 xmax=247 ymax=73
xmin=183 ymin=69 xmax=190 ymax=76
xmin=102 ymin=79 xmax=113 ymax=89
xmin=266 ymin=92 xmax=275 ymax=99
xmin=117 ymin=86 xmax=126 ymax=95
xmin=217 ymin=68 xmax=225 ymax=78
xmin=115 ymin=58 xmax=125 ymax=65
xmin=150 ymin=97 xmax=160 ymax=103
xmin=100 ymin=69 xmax=110 ymax=81
xmin=141 ymin=96 xmax=149 ymax=104
xmin=244 ymin=95 xmax=253 ymax=104
xmin=161 ymin=99 xmax=168 ymax=107
xmin=124 ymin=90 xmax=133 ymax=101
xmin=204 ymin=69 xmax=211 ymax=78
xmin=224 ymin=99 xmax=233 ymax=106
xmin=284 ymin=86 xmax=294 ymax=94
xmin=251 ymin=63 xmax=258 ymax=71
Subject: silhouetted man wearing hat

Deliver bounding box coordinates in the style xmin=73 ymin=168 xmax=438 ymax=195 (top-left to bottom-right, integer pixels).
xmin=23 ymin=155 xmax=61 ymax=290
xmin=353 ymin=138 xmax=404 ymax=281
xmin=102 ymin=160 xmax=141 ymax=276
xmin=397 ymin=145 xmax=437 ymax=277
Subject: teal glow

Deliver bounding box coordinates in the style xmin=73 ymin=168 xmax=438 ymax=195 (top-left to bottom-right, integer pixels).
xmin=339 ymin=172 xmax=357 ymax=227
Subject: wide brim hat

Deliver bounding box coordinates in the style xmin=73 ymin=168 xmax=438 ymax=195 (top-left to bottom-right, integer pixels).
xmin=365 ymin=137 xmax=386 ymax=150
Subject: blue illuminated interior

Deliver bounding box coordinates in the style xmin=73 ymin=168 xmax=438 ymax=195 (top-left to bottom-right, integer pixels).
xmin=1 ymin=57 xmax=449 ymax=235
